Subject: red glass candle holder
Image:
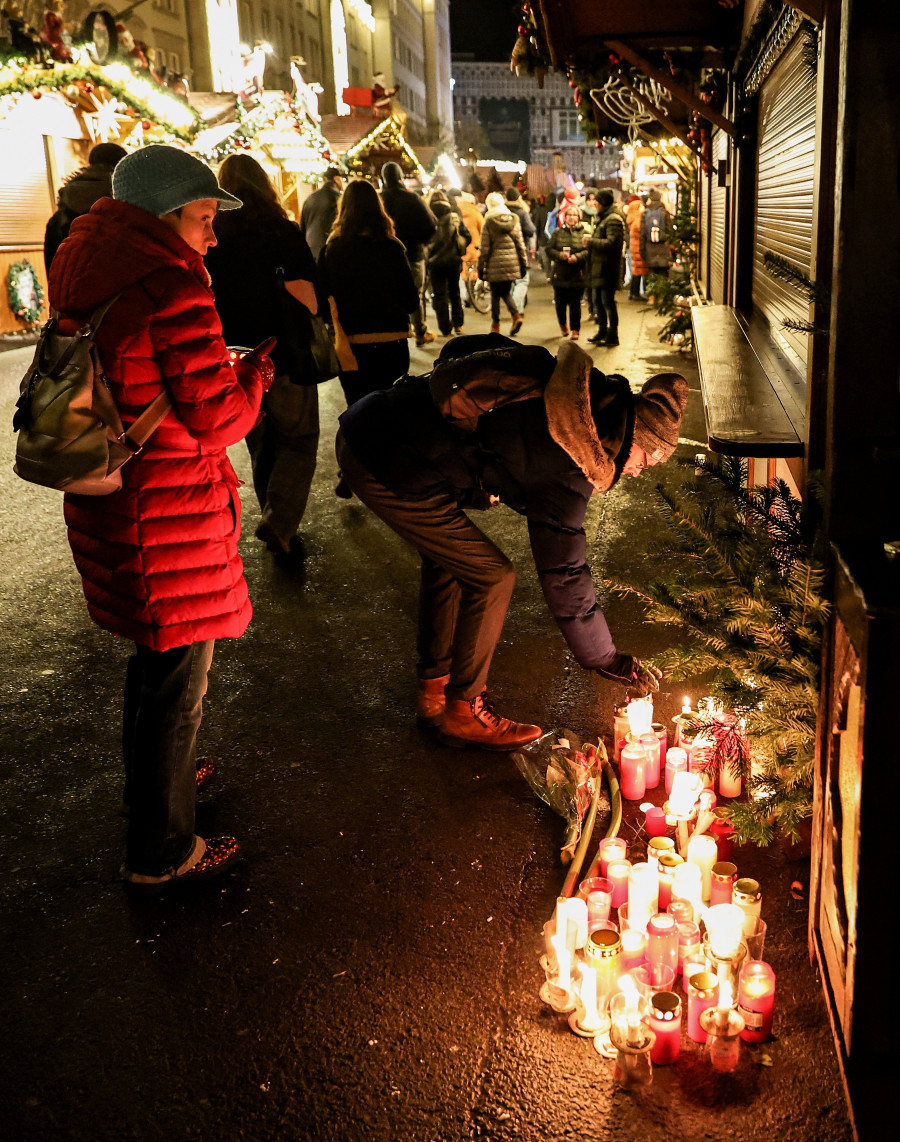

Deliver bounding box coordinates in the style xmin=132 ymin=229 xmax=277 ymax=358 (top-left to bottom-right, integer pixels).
xmin=607 ymin=859 xmax=631 ymax=908
xmin=709 ymin=809 xmax=735 ymax=861
xmin=710 ymin=861 xmax=738 ymax=906
xmin=737 ymin=960 xmax=776 ymax=1042
xmin=686 ymin=970 xmax=718 ymax=1042
xmin=620 ymin=742 xmax=648 ymax=801
xmin=646 ymin=912 xmax=679 ymax=978
xmin=648 ymin=991 xmax=682 ymax=1064
xmin=598 ymin=836 xmax=627 ymax=877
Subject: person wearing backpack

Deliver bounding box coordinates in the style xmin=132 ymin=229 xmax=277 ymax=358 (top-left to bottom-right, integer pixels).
xmin=43 ymin=142 xmax=127 ymax=273
xmin=334 ymin=333 xmax=687 ymax=750
xmin=426 ymin=190 xmax=471 ymax=337
xmin=47 ymin=146 xmax=276 ymax=891
xmin=640 ymin=189 xmax=672 ymax=283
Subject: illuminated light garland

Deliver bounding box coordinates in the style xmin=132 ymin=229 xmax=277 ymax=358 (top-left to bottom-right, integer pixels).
xmin=344 ymin=115 xmax=426 ymax=179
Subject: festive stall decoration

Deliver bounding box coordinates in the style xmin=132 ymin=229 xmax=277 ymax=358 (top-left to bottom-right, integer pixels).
xmin=343 ymin=114 xmax=425 ymax=179
xmin=7 ymin=258 xmax=44 ymax=327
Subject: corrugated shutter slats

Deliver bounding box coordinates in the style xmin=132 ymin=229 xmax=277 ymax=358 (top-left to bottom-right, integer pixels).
xmin=753 ymin=33 xmax=817 ymax=371
xmin=709 ymin=129 xmax=729 ymax=304
xmin=0 ymin=131 xmax=53 ymax=247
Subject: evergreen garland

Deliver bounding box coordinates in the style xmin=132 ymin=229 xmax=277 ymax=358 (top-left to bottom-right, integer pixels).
xmin=611 ymin=456 xmax=828 ymax=845
xmin=762 ymin=250 xmax=830 ymax=336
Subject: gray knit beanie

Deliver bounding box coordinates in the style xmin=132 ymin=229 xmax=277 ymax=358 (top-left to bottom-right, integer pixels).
xmin=112 ymin=145 xmax=242 ymax=217
xmin=632 ymin=373 xmax=689 ymax=462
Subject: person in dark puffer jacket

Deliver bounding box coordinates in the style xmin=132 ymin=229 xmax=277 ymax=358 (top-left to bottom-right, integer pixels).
xmin=585 ymin=188 xmax=626 ymax=347
xmin=381 ymin=161 xmax=437 ymax=345
xmin=335 ymin=333 xmax=687 ymax=751
xmin=43 ymin=142 xmax=127 ymax=273
xmin=478 ymin=192 xmax=527 ymax=337
xmin=546 ymin=202 xmax=590 ymax=339
xmin=426 ymin=190 xmax=471 ymax=337
xmin=49 ymin=146 xmax=275 ymax=891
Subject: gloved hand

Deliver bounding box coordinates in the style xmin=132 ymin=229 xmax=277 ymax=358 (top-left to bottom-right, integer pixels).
xmin=242 ymin=336 xmax=277 ymax=391
xmin=595 ymin=654 xmax=662 ymax=697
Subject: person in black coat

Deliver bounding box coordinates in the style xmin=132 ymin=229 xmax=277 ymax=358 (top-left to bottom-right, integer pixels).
xmin=206 ymin=154 xmax=319 ymax=557
xmin=335 ymin=334 xmax=687 ymax=750
xmin=43 ymin=142 xmax=127 ymax=273
xmin=426 ymin=190 xmax=471 ymax=337
xmin=299 ymin=167 xmax=344 ymax=260
xmin=380 ymin=161 xmax=437 ymax=345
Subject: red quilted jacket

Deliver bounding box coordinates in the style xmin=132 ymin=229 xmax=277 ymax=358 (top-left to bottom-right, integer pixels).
xmin=48 ymin=198 xmax=265 ymax=651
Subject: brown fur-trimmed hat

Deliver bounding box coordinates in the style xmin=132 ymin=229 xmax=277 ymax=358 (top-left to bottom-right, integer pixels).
xmin=632 ymin=373 xmax=689 ymax=462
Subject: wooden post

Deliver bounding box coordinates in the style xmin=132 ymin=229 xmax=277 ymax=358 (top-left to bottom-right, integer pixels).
xmin=605 ymin=38 xmax=736 ymax=136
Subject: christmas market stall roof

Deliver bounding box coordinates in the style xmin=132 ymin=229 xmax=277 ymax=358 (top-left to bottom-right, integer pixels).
xmin=319 ymin=113 xmax=425 ymax=179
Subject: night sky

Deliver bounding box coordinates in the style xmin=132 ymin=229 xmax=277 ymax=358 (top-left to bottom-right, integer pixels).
xmin=449 ymin=0 xmax=519 ymax=61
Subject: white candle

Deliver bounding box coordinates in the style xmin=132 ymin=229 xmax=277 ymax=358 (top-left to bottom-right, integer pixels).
xmin=576 ymin=962 xmax=601 ymax=1031
xmin=627 ymin=862 xmax=660 ymax=934
xmin=705 ymin=903 xmax=746 ymax=960
xmin=687 ymin=833 xmax=718 ymax=903
xmin=552 ymin=932 xmax=571 ymax=993
xmin=671 ymin=861 xmax=703 ymax=922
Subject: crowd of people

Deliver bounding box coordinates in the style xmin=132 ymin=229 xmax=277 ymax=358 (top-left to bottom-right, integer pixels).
xmin=43 ymin=146 xmax=683 ymax=891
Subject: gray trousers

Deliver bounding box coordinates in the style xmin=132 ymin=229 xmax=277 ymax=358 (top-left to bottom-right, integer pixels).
xmin=245 ymin=374 xmax=319 ymax=544
xmin=409 ymin=259 xmax=428 ymax=338
xmin=336 ymin=431 xmax=515 ymax=701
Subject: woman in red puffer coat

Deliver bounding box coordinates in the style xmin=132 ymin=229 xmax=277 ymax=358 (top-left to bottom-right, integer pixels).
xmin=49 ymin=146 xmax=274 ymax=891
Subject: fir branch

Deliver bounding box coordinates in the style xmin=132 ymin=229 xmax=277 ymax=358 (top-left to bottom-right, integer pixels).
xmin=762 ymin=251 xmax=828 ymax=306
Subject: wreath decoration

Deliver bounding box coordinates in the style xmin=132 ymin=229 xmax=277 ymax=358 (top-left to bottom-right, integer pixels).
xmin=7 ymin=259 xmax=45 ymax=327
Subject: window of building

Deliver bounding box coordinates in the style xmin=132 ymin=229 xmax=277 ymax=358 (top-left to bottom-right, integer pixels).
xmin=275 ymin=15 xmax=284 ymax=52
xmin=553 ymin=109 xmax=584 ymax=145
xmin=170 ymin=51 xmax=181 ymax=73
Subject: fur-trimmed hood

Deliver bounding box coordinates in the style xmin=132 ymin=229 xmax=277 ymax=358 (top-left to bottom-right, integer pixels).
xmin=545 ymin=341 xmax=625 ymax=491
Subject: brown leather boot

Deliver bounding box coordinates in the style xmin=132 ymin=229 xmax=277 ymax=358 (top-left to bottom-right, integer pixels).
xmin=490 ymin=321 xmax=501 ymax=334
xmin=416 ymin=674 xmax=449 ymax=727
xmin=438 ymin=693 xmax=542 ymax=751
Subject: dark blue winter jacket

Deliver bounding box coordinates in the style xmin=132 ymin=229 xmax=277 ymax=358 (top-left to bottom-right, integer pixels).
xmin=338 ymin=336 xmax=635 ymax=668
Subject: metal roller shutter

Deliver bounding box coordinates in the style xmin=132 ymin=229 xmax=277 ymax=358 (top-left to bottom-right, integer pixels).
xmin=709 ymin=129 xmax=729 ymax=304
xmin=0 ymin=131 xmax=54 ymax=246
xmin=752 ymin=32 xmax=817 ymax=371
xmin=697 ymin=160 xmax=708 ymax=292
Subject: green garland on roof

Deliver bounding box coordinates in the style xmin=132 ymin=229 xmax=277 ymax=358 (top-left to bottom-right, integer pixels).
xmin=0 ymin=61 xmax=200 ymax=140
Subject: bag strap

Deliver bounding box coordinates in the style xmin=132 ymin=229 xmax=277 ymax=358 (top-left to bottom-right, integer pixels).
xmin=117 ymin=390 xmax=172 ymax=456
xmin=49 ymin=294 xmax=122 ymax=378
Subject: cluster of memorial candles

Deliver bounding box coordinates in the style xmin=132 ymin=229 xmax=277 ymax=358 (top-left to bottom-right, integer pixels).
xmin=538 ymin=696 xmax=776 ymax=1089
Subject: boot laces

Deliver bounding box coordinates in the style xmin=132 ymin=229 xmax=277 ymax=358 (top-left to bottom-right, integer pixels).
xmin=472 ymin=693 xmax=504 ymax=728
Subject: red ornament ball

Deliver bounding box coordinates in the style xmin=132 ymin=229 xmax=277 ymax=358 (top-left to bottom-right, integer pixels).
xmin=518 ymin=24 xmax=528 ymax=35
xmin=141 ymin=118 xmax=152 ymax=129
xmin=31 ymin=88 xmax=43 ymax=99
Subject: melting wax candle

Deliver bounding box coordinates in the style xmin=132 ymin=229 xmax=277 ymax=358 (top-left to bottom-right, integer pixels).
xmin=648 ymin=991 xmax=682 ymax=1065
xmin=738 ymin=960 xmax=776 ymax=1042
xmin=686 ymin=970 xmax=718 ymax=1042
xmin=665 ymin=747 xmax=688 ymax=795
xmin=607 ymin=859 xmax=632 ymax=908
xmin=657 ymin=852 xmax=683 ymax=911
xmin=620 ymin=741 xmax=648 ymax=801
xmin=598 ymin=836 xmax=628 ymax=877
xmin=687 ymin=833 xmax=718 ymax=903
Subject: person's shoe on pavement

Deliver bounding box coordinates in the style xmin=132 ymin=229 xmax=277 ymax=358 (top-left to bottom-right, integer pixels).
xmin=122 ymin=835 xmax=242 ymax=893
xmin=416 ymin=674 xmax=449 ymax=727
xmin=509 ymin=313 xmax=524 ymax=336
xmin=490 ymin=321 xmax=501 ymax=334
xmin=594 ymin=654 xmax=661 ymax=696
xmin=588 ymin=331 xmax=608 ymax=345
xmin=335 ymin=476 xmax=353 ymax=499
xmin=416 ymin=330 xmax=436 ymax=346
xmin=438 ymin=692 xmax=541 ymax=751
xmin=255 ymin=519 xmax=291 ymax=555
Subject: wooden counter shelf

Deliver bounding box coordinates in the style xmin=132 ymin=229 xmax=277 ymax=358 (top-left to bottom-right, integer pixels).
xmin=691 ymin=304 xmax=807 ymax=458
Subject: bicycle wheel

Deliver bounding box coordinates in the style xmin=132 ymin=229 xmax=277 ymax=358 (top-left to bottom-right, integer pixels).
xmin=469 ymin=277 xmax=490 ymax=315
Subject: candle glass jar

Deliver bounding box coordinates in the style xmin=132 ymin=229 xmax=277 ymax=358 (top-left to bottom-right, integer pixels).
xmin=709 ymin=861 xmax=738 ymax=906
xmin=737 ymin=960 xmax=776 ymax=1042
xmin=664 ymin=747 xmax=688 ymax=795
xmin=584 ymin=927 xmax=622 ymax=1017
xmin=733 ymin=878 xmax=763 ymax=938
xmin=702 ymin=937 xmax=747 ymax=997
xmin=744 ymin=917 xmax=767 ymax=962
xmin=598 ymin=836 xmax=628 ymax=877
xmin=647 ymin=836 xmax=676 ymax=869
xmin=610 ymin=1034 xmax=655 ymax=1090
xmin=686 ymin=970 xmax=718 ymax=1042
xmin=657 ymin=852 xmax=683 ymax=912
xmin=677 ymin=921 xmax=702 ymax=974
xmin=709 ymin=809 xmax=736 ymax=861
xmin=627 ymin=862 xmax=659 ymax=934
xmin=630 ymin=962 xmax=676 ymax=998
xmin=620 ymin=928 xmax=647 ymax=971
xmin=686 ymin=833 xmax=718 ymax=903
xmin=648 ymin=991 xmax=682 ymax=1065
xmin=607 ymin=858 xmax=631 ymax=908
xmin=620 ymin=741 xmax=648 ymax=801
xmin=652 ymin=723 xmax=667 ymax=784
xmin=646 ymin=912 xmax=679 ymax=978
xmin=639 ymin=731 xmax=662 ymax=789
xmin=613 ymin=703 xmax=630 ymax=763
xmin=700 ymin=1005 xmax=745 ymax=1072
xmin=667 ymin=898 xmax=693 ymax=925
xmin=644 ymin=806 xmax=667 ymax=837
xmin=671 ymin=861 xmax=703 ymax=921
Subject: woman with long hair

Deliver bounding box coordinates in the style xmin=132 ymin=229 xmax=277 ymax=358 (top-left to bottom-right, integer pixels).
xmin=318 ymin=178 xmax=419 ymax=409
xmin=206 ymin=153 xmax=319 ymax=557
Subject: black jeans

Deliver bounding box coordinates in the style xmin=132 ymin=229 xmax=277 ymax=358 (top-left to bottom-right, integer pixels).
xmin=592 ymin=282 xmax=619 ymax=339
xmin=489 ymin=280 xmax=519 ymax=323
xmin=554 ymin=286 xmax=583 ymax=332
xmin=339 ymin=339 xmax=410 ymax=407
xmin=122 ymin=640 xmax=215 ymax=875
xmin=430 ymin=263 xmax=465 ymax=334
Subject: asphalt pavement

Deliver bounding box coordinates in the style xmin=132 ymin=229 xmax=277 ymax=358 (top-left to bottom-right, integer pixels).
xmin=0 ymin=276 xmax=853 ymax=1141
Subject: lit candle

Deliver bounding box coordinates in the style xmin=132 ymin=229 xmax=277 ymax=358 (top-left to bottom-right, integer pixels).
xmin=617 ymin=974 xmax=644 ymax=1047
xmin=646 ymin=912 xmax=679 ymax=980
xmin=572 ymin=962 xmax=604 ymax=1035
xmin=639 ymin=732 xmax=662 ymax=790
xmin=607 ymin=859 xmax=631 ymax=908
xmin=687 ymin=833 xmax=718 ymax=903
xmin=648 ymin=991 xmax=682 ymax=1065
xmin=671 ymin=861 xmax=703 ymax=922
xmin=657 ymin=852 xmax=683 ymax=911
xmin=667 ymin=771 xmax=705 ymax=856
xmin=585 ymin=927 xmax=622 ymax=1016
xmin=698 ymin=787 xmax=717 ymax=813
xmin=627 ymin=862 xmax=659 ymax=934
xmin=620 ymin=742 xmax=647 ymax=801
xmin=664 ymin=747 xmax=688 ymax=795
xmin=620 ymin=928 xmax=647 ymax=972
xmin=709 ymin=809 xmax=736 ymax=860
xmin=598 ymin=836 xmax=628 ymax=877
xmin=647 ymin=836 xmax=676 ymax=870
xmin=550 ymin=930 xmax=572 ymax=997
xmin=686 ymin=969 xmax=718 ymax=1042
xmin=737 ymin=960 xmax=776 ymax=1043
xmin=626 ymin=695 xmax=655 ymax=739
xmin=701 ymin=979 xmax=745 ymax=1072
xmin=612 ymin=703 xmax=630 ymax=763
xmin=710 ymin=861 xmax=738 ymax=906
xmin=733 ymin=878 xmax=762 ymax=937
xmin=718 ymin=754 xmax=742 ymax=798
xmin=704 ymin=903 xmax=746 ymax=961
xmin=676 ymin=921 xmax=701 ymax=974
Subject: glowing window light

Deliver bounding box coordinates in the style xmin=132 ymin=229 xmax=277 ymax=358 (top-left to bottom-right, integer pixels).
xmin=331 ymin=0 xmax=350 ymax=115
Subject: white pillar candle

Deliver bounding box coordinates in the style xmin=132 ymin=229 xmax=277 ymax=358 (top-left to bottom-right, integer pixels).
xmin=686 ymin=833 xmax=718 ymax=903
xmin=627 ymin=862 xmax=659 ymax=935
xmin=671 ymin=861 xmax=703 ymax=922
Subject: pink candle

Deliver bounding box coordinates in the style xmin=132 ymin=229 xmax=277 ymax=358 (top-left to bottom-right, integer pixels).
xmin=709 ymin=811 xmax=736 ymax=861
xmin=738 ymin=961 xmax=776 ymax=1042
xmin=648 ymin=991 xmax=681 ymax=1064
xmin=686 ymin=970 xmax=718 ymax=1042
xmin=710 ymin=861 xmax=738 ymax=906
xmin=657 ymin=853 xmax=682 ymax=911
xmin=620 ymin=742 xmax=647 ymax=801
xmin=689 ymin=735 xmax=715 ymax=788
xmin=646 ymin=913 xmax=679 ymax=978
xmin=639 ymin=732 xmax=662 ymax=790
xmin=653 ymin=723 xmax=667 ymax=782
xmin=644 ymin=806 xmax=667 ymax=837
xmin=677 ymin=921 xmax=701 ymax=974
xmin=665 ymin=747 xmax=688 ymax=795
xmin=598 ymin=836 xmax=628 ymax=877
xmin=620 ymin=928 xmax=647 ymax=972
xmin=667 ymin=899 xmax=693 ymax=925
xmin=607 ymin=859 xmax=631 ymax=908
